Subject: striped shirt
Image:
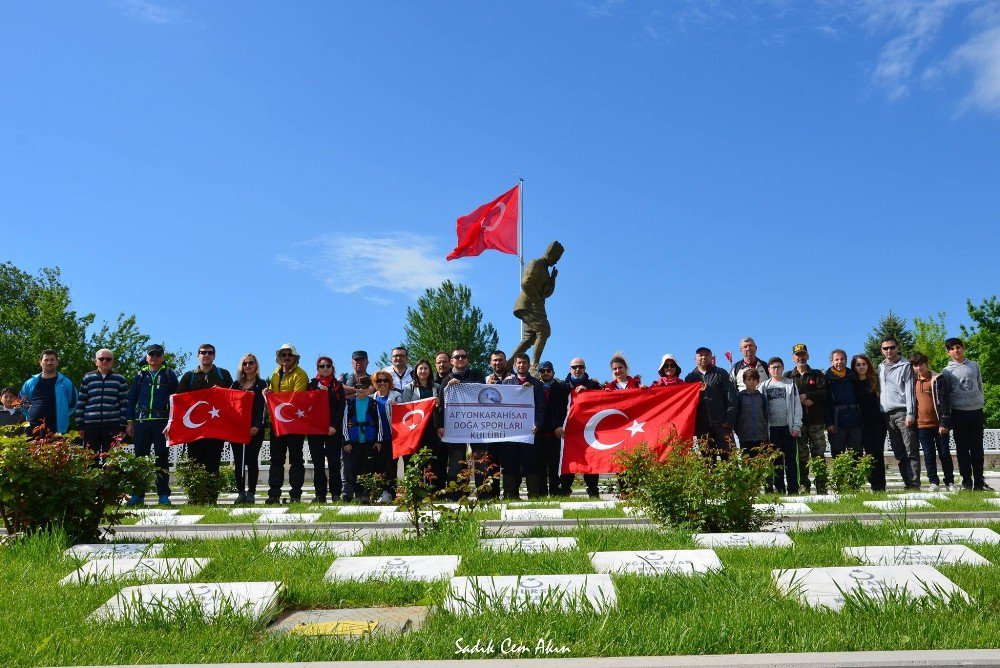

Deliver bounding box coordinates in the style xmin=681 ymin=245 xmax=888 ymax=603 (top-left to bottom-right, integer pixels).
xmin=76 ymin=371 xmax=129 ymax=426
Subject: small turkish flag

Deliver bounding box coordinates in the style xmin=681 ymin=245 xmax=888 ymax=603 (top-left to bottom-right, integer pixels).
xmin=166 ymin=387 xmax=252 ymax=446
xmin=266 ymin=391 xmax=331 ymax=437
xmin=390 ymin=397 xmax=437 ymax=459
xmin=447 ymin=184 xmax=519 ymax=261
xmin=560 ymin=383 xmax=700 ymax=474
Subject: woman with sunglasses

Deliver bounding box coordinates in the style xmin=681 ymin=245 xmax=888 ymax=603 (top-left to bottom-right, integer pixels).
xmin=400 ymin=359 xmax=444 ymax=489
xmin=371 ymin=369 xmax=402 ymax=503
xmin=650 ymin=354 xmax=684 ymax=387
xmin=230 ymin=353 xmax=267 ymax=504
xmin=307 ymin=356 xmax=347 ymax=503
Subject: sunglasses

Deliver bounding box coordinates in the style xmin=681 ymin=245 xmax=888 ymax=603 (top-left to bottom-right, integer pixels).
xmin=881 ymin=345 xmax=897 ymax=351
xmin=375 ymin=379 xmax=390 ymax=384
xmin=243 ymin=361 xmax=257 ymax=367
xmin=662 ymin=363 xmax=677 ymax=368
xmin=280 ymin=352 xmax=294 ymax=358
xmin=147 ymin=352 xmax=163 ymax=357
xmin=317 ymin=364 xmax=333 ymax=369
xmin=97 ymin=357 xmax=113 ymax=362
xmin=452 ymin=354 xmax=468 ymax=360
xmin=198 ymin=351 xmax=215 ymax=356
xmin=570 ymin=365 xmax=586 ymax=370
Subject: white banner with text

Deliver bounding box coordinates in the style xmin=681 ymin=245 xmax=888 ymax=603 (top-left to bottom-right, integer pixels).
xmin=442 ymin=383 xmax=535 ymax=444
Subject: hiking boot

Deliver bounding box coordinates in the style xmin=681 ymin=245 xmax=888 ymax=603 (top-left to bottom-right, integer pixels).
xmin=125 ymin=494 xmax=144 ymax=507
xmin=157 ymin=494 xmax=172 ymax=506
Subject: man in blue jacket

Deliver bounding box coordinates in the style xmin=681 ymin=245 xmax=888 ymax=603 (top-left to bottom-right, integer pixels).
xmin=20 ymin=349 xmax=77 ymax=435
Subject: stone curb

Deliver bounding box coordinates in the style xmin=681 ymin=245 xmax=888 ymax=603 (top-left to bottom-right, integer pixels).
xmin=59 ymin=648 xmax=1000 ymax=667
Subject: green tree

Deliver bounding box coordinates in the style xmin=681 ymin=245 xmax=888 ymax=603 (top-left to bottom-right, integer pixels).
xmin=88 ymin=313 xmax=189 ymax=382
xmin=399 ymin=280 xmax=499 ymax=374
xmin=960 ymin=296 xmax=1000 ymax=429
xmin=863 ymin=310 xmax=915 ymax=366
xmin=912 ymin=312 xmax=950 ymax=371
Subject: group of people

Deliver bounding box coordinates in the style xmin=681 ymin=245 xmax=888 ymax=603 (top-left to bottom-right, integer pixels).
xmin=3 ymin=333 xmax=989 ymax=505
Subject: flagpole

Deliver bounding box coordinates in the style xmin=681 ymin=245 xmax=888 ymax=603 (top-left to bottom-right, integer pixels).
xmin=518 ymin=177 xmax=524 ymax=341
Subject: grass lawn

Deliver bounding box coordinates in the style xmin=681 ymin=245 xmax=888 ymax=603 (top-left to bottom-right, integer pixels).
xmin=5 ymin=514 xmax=1000 ymax=667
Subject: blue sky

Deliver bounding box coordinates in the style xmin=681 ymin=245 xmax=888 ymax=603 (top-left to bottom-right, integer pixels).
xmin=4 ymin=1 xmax=999 ymax=381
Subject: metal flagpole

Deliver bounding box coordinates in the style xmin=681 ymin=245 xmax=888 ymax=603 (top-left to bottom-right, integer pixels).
xmin=518 ymin=177 xmax=524 ymax=340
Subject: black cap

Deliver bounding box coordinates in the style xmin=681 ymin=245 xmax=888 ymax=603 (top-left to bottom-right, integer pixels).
xmin=538 ymin=361 xmax=554 ymax=371
xmin=351 ymin=350 xmax=368 ymax=360
xmin=146 ymin=344 xmax=165 ymax=355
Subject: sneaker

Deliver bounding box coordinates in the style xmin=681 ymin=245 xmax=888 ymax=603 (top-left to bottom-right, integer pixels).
xmin=125 ymin=494 xmax=144 ymax=507
xmin=341 ymin=495 xmax=353 ymax=503
xmin=289 ymin=495 xmax=302 ymax=504
xmin=378 ymin=490 xmax=394 ymax=504
xmin=265 ymin=496 xmax=281 ymax=505
xmin=313 ymin=497 xmax=327 ymax=504
xmin=234 ymin=492 xmax=246 ymax=505
xmin=945 ymin=484 xmax=957 ymax=492
xmin=974 ymin=482 xmax=994 ymax=492
xmin=157 ymin=494 xmax=172 ymax=506
xmin=928 ymin=483 xmax=940 ymax=492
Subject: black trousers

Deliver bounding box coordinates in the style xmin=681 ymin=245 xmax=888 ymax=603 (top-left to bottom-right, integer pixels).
xmin=697 ymin=426 xmax=734 ymax=461
xmin=953 ymin=408 xmax=985 ymax=487
xmin=860 ymin=420 xmax=887 ymax=491
xmin=307 ymin=433 xmax=343 ymax=501
xmin=187 ymin=438 xmax=224 ymax=473
xmin=83 ymin=422 xmax=121 ymax=463
xmin=268 ymin=434 xmax=305 ymax=499
xmin=537 ymin=433 xmax=562 ymax=496
xmin=231 ymin=433 xmax=264 ymax=495
xmin=471 ymin=444 xmax=502 ymax=497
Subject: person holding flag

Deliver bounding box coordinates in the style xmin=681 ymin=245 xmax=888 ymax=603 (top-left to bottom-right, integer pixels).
xmin=399 ymin=359 xmax=442 ymax=488
xmin=371 ymin=370 xmax=401 ymax=503
xmin=306 ymin=356 xmax=346 ymax=504
xmin=229 ymin=353 xmax=268 ymax=505
xmin=265 ymin=343 xmax=310 ymax=504
xmin=176 ymin=343 xmax=233 ymax=486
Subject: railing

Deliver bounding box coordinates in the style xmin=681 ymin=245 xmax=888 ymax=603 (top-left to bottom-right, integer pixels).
xmin=121 ymin=430 xmax=1000 ymax=466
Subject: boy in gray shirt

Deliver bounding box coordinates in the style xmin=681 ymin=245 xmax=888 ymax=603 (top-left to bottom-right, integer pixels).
xmin=942 ymin=337 xmax=989 ymax=490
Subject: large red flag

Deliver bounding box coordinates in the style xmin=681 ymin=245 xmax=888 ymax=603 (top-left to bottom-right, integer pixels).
xmin=390 ymin=397 xmax=437 ymax=458
xmin=560 ymin=383 xmax=701 ymax=474
xmin=265 ymin=391 xmax=331 ymax=436
xmin=447 ymin=184 xmax=519 ymax=261
xmin=166 ymin=387 xmax=253 ymax=446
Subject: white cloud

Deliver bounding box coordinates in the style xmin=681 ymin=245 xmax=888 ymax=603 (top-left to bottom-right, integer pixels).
xmin=113 ymin=0 xmax=182 ymax=24
xmin=276 ymin=233 xmax=465 ymax=301
xmin=948 ymin=23 xmax=1000 ymax=113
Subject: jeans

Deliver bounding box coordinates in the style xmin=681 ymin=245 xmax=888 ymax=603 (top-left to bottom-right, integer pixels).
xmin=268 ymin=434 xmax=305 ymax=500
xmin=769 ymin=426 xmax=799 ymax=493
xmin=133 ymin=419 xmax=171 ymax=497
xmin=917 ymin=427 xmax=954 ymax=486
xmin=885 ymin=409 xmax=921 ymax=488
xmin=828 ymin=424 xmax=863 ymax=458
xmin=307 ymin=433 xmax=343 ymax=501
xmin=952 ymin=408 xmax=985 ymax=488
xmin=796 ymin=424 xmax=828 ymax=492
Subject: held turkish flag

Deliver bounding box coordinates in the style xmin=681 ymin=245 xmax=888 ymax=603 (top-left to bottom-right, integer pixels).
xmin=166 ymin=387 xmax=253 ymax=446
xmin=265 ymin=391 xmax=331 ymax=437
xmin=390 ymin=397 xmax=437 ymax=458
xmin=446 ymin=184 xmax=519 ymax=261
xmin=560 ymin=383 xmax=701 ymax=474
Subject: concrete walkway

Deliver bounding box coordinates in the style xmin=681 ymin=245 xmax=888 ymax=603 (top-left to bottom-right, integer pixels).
xmin=72 ymin=648 xmax=1000 ymax=667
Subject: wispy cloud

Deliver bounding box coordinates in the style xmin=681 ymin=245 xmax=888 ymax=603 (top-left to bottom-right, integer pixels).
xmin=113 ymin=0 xmax=182 ymax=25
xmin=276 ymin=233 xmax=465 ymax=303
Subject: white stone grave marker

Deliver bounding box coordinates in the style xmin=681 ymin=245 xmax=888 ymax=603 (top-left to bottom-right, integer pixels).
xmin=560 ymin=500 xmax=616 ymax=510
xmin=479 ymin=537 xmax=577 ymax=552
xmin=887 ymin=493 xmax=949 ymax=501
xmin=336 ymin=505 xmax=396 ymax=515
xmin=61 ymin=558 xmax=209 ymax=585
xmin=126 ymin=509 xmax=180 ymax=517
xmin=445 ymin=574 xmax=616 ymax=614
xmin=324 ymin=555 xmax=461 ymax=582
xmin=590 ymin=549 xmax=723 ymax=575
xmin=863 ymin=500 xmax=932 ymax=510
xmin=64 ymin=543 xmax=165 ymax=561
xmin=621 ymin=507 xmax=646 ymax=517
xmin=772 ymin=565 xmax=969 ymax=611
xmin=230 ymin=507 xmax=288 ymax=516
xmin=252 ymin=513 xmax=321 ymax=524
xmin=266 ymin=540 xmax=365 ymax=557
xmin=693 ymin=532 xmax=793 ymax=548
xmin=779 ymin=494 xmax=840 ymax=503
xmin=844 ymin=545 xmax=990 ymax=566
xmin=500 ymin=508 xmax=564 ymax=521
xmin=90 ymin=581 xmax=283 ymax=622
xmin=135 ymin=515 xmax=204 ymax=526
xmin=753 ymin=503 xmax=812 ymax=515
xmin=377 ymin=511 xmax=441 ymax=523
xmin=910 ymin=528 xmax=1000 ymax=545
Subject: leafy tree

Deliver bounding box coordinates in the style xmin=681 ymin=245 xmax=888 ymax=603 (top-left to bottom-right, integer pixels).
xmin=399 ymin=280 xmax=499 ymax=374
xmin=912 ymin=312 xmax=950 ymax=371
xmin=863 ymin=310 xmax=915 ymax=366
xmin=960 ymin=296 xmax=1000 ymax=428
xmin=0 ymin=262 xmax=186 ymax=391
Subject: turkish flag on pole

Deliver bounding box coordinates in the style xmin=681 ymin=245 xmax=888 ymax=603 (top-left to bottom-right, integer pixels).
xmin=560 ymin=383 xmax=701 ymax=474
xmin=446 ymin=184 xmax=519 ymax=261
xmin=265 ymin=391 xmax=331 ymax=436
xmin=390 ymin=397 xmax=437 ymax=458
xmin=166 ymin=387 xmax=253 ymax=446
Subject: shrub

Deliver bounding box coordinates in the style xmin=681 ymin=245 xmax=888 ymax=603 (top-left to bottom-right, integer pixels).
xmin=0 ymin=428 xmax=155 ymax=544
xmin=615 ymin=439 xmax=775 ymax=532
xmin=829 ymin=451 xmax=874 ymax=493
xmin=175 ymin=457 xmax=232 ymax=505
xmin=809 ymin=455 xmax=829 ymax=493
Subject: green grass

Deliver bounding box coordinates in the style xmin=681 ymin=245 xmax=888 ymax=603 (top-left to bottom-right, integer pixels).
xmin=6 ymin=516 xmax=1000 ymax=666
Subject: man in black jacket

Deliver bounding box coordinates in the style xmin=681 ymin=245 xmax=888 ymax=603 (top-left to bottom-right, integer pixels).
xmin=558 ymin=356 xmax=603 ymax=496
xmin=537 ymin=360 xmax=570 ymax=496
xmin=500 ymin=353 xmax=546 ymax=500
xmin=784 ymin=343 xmax=829 ymax=493
xmin=684 ymin=347 xmax=738 ymax=460
xmin=436 ymin=348 xmax=490 ymax=496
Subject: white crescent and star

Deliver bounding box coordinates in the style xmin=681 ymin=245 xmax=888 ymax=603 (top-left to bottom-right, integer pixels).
xmin=274 ymin=402 xmax=295 ymax=423
xmin=582 ymin=411 xmax=647 ymax=450
xmin=401 ymin=408 xmax=426 ymax=431
xmin=182 ymin=401 xmax=221 ymax=428
xmin=481 ymin=202 xmax=506 ymax=231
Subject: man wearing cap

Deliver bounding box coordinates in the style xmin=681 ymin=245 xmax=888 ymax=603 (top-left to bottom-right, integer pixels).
xmin=126 ymin=344 xmax=179 ymax=505
xmin=731 ymin=337 xmax=769 ymax=393
xmin=536 ymin=360 xmax=570 ymax=496
xmin=684 ymin=347 xmax=738 ymax=460
xmin=383 ymin=346 xmax=414 ymax=393
xmin=266 ymin=343 xmax=310 ymax=503
xmin=177 ymin=344 xmax=233 ymax=500
xmin=76 ymin=348 xmax=129 ymax=463
xmin=784 ymin=344 xmax=829 ymax=494
xmin=340 ymin=350 xmax=370 ymax=398
xmin=558 ymin=357 xmax=603 ymax=496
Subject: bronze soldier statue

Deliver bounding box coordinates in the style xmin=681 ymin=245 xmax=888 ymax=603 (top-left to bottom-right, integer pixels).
xmin=511 ymin=240 xmax=564 ymax=372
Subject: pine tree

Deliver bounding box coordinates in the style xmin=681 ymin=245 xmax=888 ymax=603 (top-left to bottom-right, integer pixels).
xmin=399 ymin=280 xmax=499 ymax=374
xmin=863 ymin=310 xmax=915 ymax=366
